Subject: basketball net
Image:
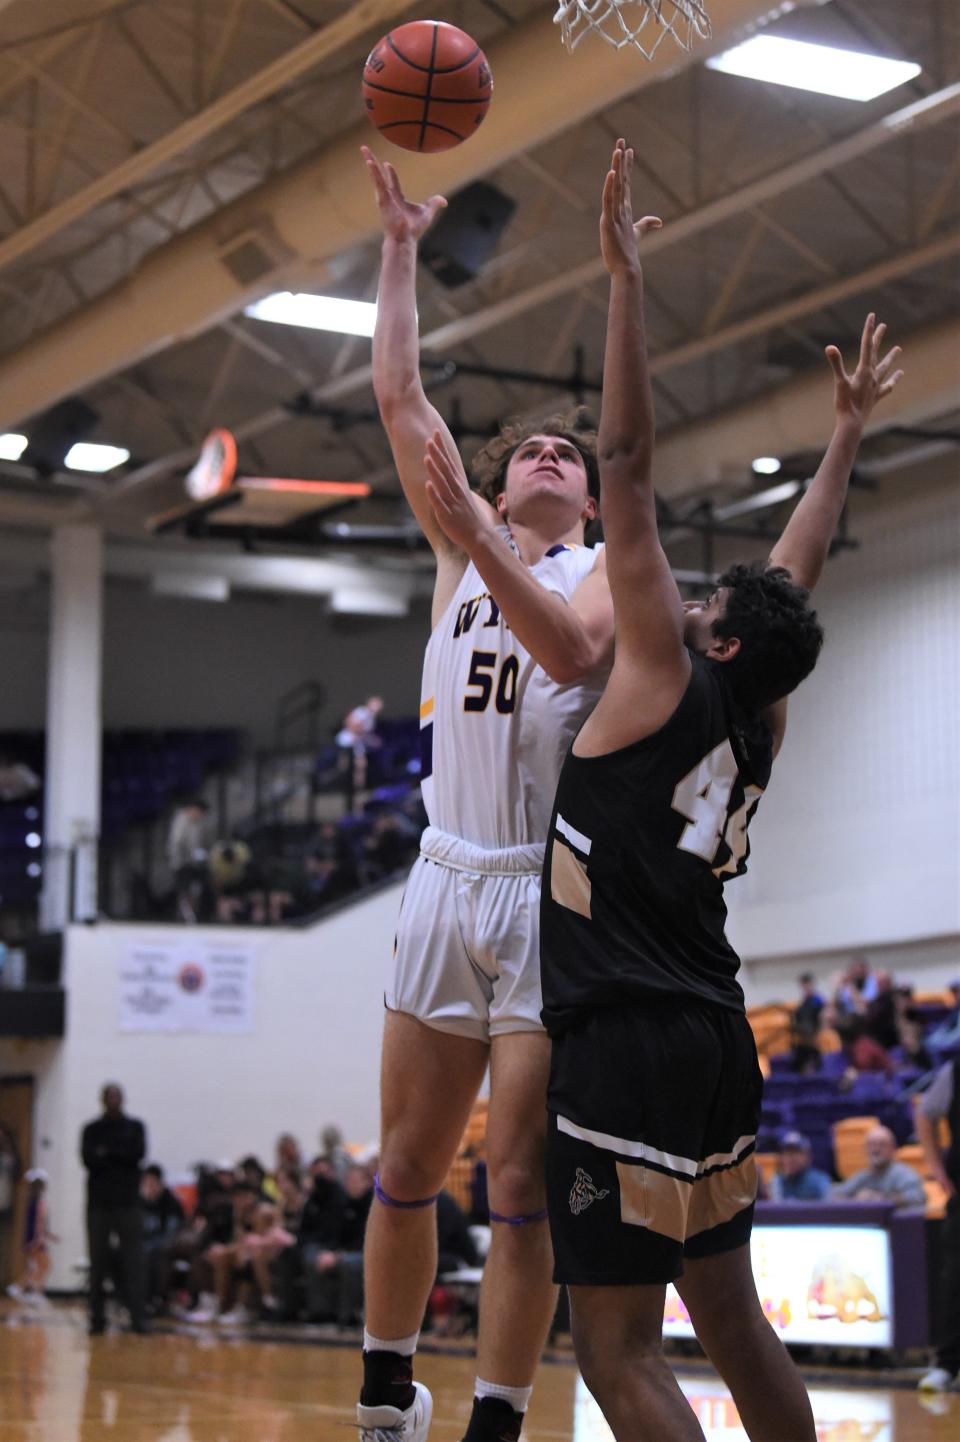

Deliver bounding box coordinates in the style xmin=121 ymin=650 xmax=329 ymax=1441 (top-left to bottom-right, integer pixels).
xmin=554 ymin=0 xmax=711 ymax=58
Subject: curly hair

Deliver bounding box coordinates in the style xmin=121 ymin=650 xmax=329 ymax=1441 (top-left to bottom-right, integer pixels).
xmin=470 ymin=407 xmax=599 ymax=508
xmin=712 ymin=562 xmax=824 ymax=713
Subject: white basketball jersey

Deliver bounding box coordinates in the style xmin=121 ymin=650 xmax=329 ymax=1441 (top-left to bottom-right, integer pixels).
xmin=419 ymin=529 xmax=607 ymax=850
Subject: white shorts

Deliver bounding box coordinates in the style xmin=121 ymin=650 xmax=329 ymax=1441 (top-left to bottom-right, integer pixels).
xmin=386 ymin=825 xmax=546 ymax=1042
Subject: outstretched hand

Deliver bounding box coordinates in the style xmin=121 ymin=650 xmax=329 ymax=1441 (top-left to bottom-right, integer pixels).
xmin=826 ymin=314 xmax=904 ymax=428
xmin=600 ymin=138 xmax=662 ymax=277
xmin=362 ymin=145 xmax=446 ymax=243
xmin=424 ymin=429 xmax=484 ymax=551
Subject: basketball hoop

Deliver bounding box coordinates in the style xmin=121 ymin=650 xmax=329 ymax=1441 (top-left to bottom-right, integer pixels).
xmin=554 ymin=0 xmax=711 ymax=58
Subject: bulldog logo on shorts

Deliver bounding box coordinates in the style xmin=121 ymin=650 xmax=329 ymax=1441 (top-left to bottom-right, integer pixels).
xmin=569 ymin=1167 xmax=610 ymax=1215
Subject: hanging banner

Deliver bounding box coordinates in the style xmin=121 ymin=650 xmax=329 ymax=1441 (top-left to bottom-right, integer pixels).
xmin=118 ymin=938 xmax=256 ymax=1034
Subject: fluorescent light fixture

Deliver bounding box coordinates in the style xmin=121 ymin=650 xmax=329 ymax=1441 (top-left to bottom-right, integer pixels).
xmin=706 ymin=36 xmax=921 ymax=102
xmin=0 ymin=432 xmax=28 ymax=461
xmin=245 ymin=291 xmax=377 ymax=337
xmin=752 ymin=456 xmax=782 ymax=475
xmin=715 ymin=479 xmax=802 ymax=522
xmin=64 ymin=442 xmax=130 ymax=473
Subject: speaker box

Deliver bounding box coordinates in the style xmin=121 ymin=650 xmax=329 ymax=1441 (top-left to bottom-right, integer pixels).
xmin=419 ymin=181 xmax=516 ymax=288
xmin=23 ymin=397 xmax=99 ymax=475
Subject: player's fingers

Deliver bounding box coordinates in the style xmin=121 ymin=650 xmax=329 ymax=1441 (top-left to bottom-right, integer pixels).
xmin=428 ymin=194 xmax=448 ymax=216
xmin=824 ymin=344 xmax=847 ymax=383
xmin=878 ymin=369 xmax=904 ymax=398
xmin=383 ymin=160 xmax=404 ymax=201
xmin=601 ymin=167 xmax=616 ymax=217
xmin=635 ymin=215 xmax=662 ymax=238
xmin=875 ymin=343 xmax=901 ymax=378
xmin=871 ymin=320 xmax=887 ymax=361
xmin=859 ymin=312 xmax=875 ymax=368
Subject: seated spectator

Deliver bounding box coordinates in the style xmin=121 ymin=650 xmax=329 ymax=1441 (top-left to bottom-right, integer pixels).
xmin=864 ymin=972 xmax=899 ymax=1051
xmin=318 ymin=1125 xmax=351 ymax=1182
xmin=336 ymin=695 xmax=384 ymax=810
xmin=436 ymin=1188 xmax=479 ymax=1275
xmin=208 ymin=840 xmax=256 ymax=924
xmin=232 ymin=1200 xmax=296 ymax=1321
xmin=276 ymin=1158 xmax=348 ymax=1323
xmin=188 ymin=1182 xmax=260 ymax=1324
xmin=238 ymin=1155 xmax=271 ymax=1200
xmin=167 ymin=797 xmax=211 ymax=922
xmin=768 ymin=1132 xmax=832 ymax=1203
xmin=178 ymin=1165 xmax=241 ymax=1321
xmin=295 ymin=826 xmax=359 ymax=913
xmin=274 ymin=1165 xmax=306 ymax=1230
xmin=832 ymin=1126 xmax=925 ymax=1209
xmin=926 ymin=979 xmax=960 ymax=1063
xmin=304 ymin=1163 xmax=373 ymax=1326
xmin=139 ymin=1164 xmax=185 ymax=1315
xmin=790 ymin=973 xmax=826 ymax=1073
xmin=833 ymin=956 xmax=879 ymax=1021
xmin=275 ymin=1133 xmax=303 ymax=1176
xmin=838 ymin=1016 xmax=896 ymax=1078
xmin=361 ymin=812 xmax=416 ymax=881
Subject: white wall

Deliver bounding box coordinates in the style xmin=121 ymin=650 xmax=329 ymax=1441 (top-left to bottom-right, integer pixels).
xmin=0 ymin=881 xmax=403 ymax=1290
xmin=0 ymin=579 xmax=430 ymax=744
xmin=726 ymin=480 xmax=960 ymax=968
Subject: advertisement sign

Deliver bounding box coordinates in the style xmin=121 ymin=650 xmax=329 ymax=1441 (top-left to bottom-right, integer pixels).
xmin=119 ymin=939 xmax=256 ymax=1034
xmin=660 ymin=1224 xmax=892 ymax=1349
xmin=575 ymin=1376 xmax=897 ymax=1442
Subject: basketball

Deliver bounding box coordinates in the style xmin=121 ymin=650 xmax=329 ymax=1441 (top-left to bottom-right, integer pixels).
xmin=362 ymin=20 xmax=492 ymax=154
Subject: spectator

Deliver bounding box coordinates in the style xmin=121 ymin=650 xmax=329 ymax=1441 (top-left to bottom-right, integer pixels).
xmin=171 ymin=1165 xmax=236 ymax=1318
xmin=318 ymin=1124 xmax=351 ymax=1182
xmin=139 ymin=1164 xmax=184 ymax=1314
xmin=305 ymin=1163 xmax=373 ymax=1325
xmin=238 ymin=1155 xmax=271 ymax=1200
xmin=362 ymin=812 xmax=415 ymax=880
xmin=768 ymin=1132 xmax=832 ymax=1203
xmin=275 ymin=1133 xmax=302 ymax=1176
xmin=0 ymin=753 xmax=40 ymax=801
xmin=0 ymin=1123 xmax=20 ymax=1289
xmin=838 ymin=1016 xmax=896 ymax=1077
xmin=167 ymin=797 xmax=211 ymax=921
xmin=233 ymin=1200 xmax=296 ymax=1321
xmin=926 ymin=980 xmax=960 ymax=1063
xmin=6 ymin=1168 xmax=57 ymax=1303
xmin=832 ymin=1126 xmax=925 ymax=1209
xmin=436 ymin=1188 xmax=479 ymax=1275
xmin=915 ymin=1057 xmax=959 ymax=1392
xmin=864 ymin=972 xmax=899 ymax=1051
xmin=790 ymin=974 xmax=826 ymax=1073
xmin=336 ymin=695 xmax=384 ymax=810
xmin=207 ymin=839 xmax=255 ymax=923
xmin=284 ymin=1159 xmax=348 ymax=1323
xmin=833 ymin=956 xmax=879 ymax=1020
xmin=274 ymin=1166 xmax=306 ymax=1230
xmin=188 ymin=1182 xmax=260 ymax=1324
xmin=80 ymin=1083 xmax=148 ymax=1335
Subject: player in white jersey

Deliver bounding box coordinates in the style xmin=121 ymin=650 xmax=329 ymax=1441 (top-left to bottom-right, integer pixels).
xmin=357 ymin=148 xmax=616 ymax=1442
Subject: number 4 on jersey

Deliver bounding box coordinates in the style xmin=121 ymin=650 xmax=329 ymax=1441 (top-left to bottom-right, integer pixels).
xmin=672 ymin=740 xmax=762 ymax=874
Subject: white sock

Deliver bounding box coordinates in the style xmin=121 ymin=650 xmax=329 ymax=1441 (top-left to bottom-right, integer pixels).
xmin=363 ymin=1328 xmax=420 ymax=1357
xmin=475 ymin=1378 xmax=533 ymax=1414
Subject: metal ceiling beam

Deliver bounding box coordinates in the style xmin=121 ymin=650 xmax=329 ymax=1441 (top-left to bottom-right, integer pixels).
xmin=652 ymin=317 xmax=960 ymax=497
xmin=0 ymin=0 xmax=823 ymax=430
xmin=0 ymin=0 xmax=414 ymax=278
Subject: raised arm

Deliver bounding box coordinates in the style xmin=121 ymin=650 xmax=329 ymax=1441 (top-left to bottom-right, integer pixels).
xmin=592 ymin=142 xmax=689 ymax=713
xmin=363 ymin=147 xmax=492 ymax=559
xmin=768 ymin=314 xmax=903 ymax=591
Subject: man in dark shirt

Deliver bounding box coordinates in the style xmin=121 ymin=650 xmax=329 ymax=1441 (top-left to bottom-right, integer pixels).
xmin=80 ymin=1083 xmax=147 ymax=1334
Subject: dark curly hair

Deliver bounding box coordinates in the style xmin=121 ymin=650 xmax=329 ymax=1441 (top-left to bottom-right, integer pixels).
xmin=712 ymin=562 xmax=824 ymax=713
xmin=470 ymin=407 xmax=599 ymax=509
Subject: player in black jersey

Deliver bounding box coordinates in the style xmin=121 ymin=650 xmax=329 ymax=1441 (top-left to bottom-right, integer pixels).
xmin=539 ymin=141 xmax=903 ymax=1442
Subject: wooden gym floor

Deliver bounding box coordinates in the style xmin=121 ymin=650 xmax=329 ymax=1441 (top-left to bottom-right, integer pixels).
xmin=1 ymin=1302 xmax=956 ymax=1441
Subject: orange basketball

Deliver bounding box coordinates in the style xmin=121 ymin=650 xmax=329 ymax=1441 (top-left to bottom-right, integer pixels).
xmin=362 ymin=20 xmax=492 ymax=154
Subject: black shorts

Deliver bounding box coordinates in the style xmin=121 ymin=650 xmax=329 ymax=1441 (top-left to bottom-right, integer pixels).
xmin=546 ymin=998 xmax=762 ymax=1287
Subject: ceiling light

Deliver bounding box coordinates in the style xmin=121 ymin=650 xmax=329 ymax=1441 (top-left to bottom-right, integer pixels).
xmin=245 ymin=292 xmax=377 ymax=337
xmin=714 ymin=480 xmax=803 ymax=522
xmin=64 ymin=442 xmax=130 ymax=473
xmin=0 ymin=432 xmax=28 ymax=461
xmin=752 ymin=456 xmax=782 ymax=475
xmin=706 ymin=37 xmax=921 ymax=102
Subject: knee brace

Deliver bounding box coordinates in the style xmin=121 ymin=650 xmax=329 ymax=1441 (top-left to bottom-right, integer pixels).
xmin=373 ymin=1173 xmax=440 ymax=1210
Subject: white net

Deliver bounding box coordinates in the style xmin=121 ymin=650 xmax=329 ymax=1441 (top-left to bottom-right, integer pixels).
xmin=554 ymin=0 xmax=712 ymax=58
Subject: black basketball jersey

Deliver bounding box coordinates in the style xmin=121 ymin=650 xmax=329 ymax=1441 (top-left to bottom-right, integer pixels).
xmin=540 ymin=652 xmax=773 ymax=1034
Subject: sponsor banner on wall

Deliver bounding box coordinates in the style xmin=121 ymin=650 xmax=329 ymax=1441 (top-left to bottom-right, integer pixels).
xmin=662 ymin=1224 xmax=892 ymax=1349
xmin=119 ymin=939 xmax=256 ymax=1034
